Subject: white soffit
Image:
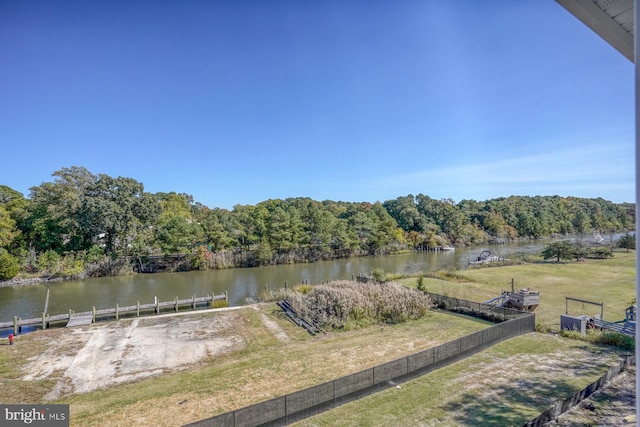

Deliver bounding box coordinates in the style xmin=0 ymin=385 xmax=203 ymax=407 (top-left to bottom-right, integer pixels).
xmin=556 ymin=0 xmax=634 ymax=63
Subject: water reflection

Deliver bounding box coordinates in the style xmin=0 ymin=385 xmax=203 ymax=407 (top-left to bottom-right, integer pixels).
xmin=0 ymin=234 xmax=622 ymax=323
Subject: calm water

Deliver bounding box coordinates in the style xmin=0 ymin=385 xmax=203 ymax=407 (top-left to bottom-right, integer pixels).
xmin=0 ymin=236 xmax=617 ymax=325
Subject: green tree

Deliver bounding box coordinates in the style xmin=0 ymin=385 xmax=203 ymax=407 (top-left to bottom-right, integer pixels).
xmin=0 ymin=206 xmax=18 ymax=249
xmin=0 ymin=186 xmax=28 ymax=252
xmin=80 ymin=175 xmax=160 ymax=256
xmin=255 ymin=239 xmax=273 ymax=265
xmin=572 ymin=210 xmax=592 ymax=234
xmin=266 ymin=205 xmax=296 ymax=252
xmin=155 ymin=192 xmax=200 ymax=254
xmin=383 ymin=195 xmax=426 ymax=232
xmin=193 ymin=206 xmax=235 ymax=250
xmin=156 ymin=216 xmax=196 ymax=254
xmin=27 ymin=166 xmax=97 ymax=252
xmin=618 ymin=232 xmax=636 ymax=252
xmin=541 ymin=241 xmax=575 ymax=263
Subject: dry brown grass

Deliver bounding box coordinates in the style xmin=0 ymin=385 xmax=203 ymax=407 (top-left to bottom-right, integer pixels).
xmin=288 ymin=280 xmax=432 ymax=328
xmin=1 ymin=304 xmax=486 ymax=427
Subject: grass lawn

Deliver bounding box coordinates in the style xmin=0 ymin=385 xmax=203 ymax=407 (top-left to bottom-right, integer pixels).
xmin=293 ymin=333 xmax=630 ymax=426
xmin=1 ymin=305 xmax=489 ymax=427
xmin=400 ymin=250 xmax=636 ymax=329
xmin=1 ymin=250 xmax=634 ymax=426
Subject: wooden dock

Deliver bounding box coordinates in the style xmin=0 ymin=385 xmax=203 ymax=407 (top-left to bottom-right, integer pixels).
xmin=0 ymin=292 xmax=228 ymax=334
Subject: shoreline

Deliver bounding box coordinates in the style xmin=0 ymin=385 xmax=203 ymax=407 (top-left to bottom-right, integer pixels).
xmin=0 ymin=232 xmax=625 ymax=289
xmin=0 ymin=276 xmax=66 ymax=288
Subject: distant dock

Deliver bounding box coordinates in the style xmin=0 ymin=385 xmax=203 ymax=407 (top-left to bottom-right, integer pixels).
xmin=0 ymin=292 xmax=228 ymax=334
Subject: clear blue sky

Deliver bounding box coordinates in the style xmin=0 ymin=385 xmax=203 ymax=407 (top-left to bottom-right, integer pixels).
xmin=0 ymin=1 xmax=634 ymax=209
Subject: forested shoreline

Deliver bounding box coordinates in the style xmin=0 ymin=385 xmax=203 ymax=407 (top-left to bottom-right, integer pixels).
xmin=0 ymin=166 xmax=635 ymax=281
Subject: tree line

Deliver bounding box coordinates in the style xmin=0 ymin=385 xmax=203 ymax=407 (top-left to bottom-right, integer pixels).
xmin=0 ymin=166 xmax=635 ymax=279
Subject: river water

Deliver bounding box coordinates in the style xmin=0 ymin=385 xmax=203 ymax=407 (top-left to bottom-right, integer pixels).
xmin=0 ymin=236 xmax=619 ymax=325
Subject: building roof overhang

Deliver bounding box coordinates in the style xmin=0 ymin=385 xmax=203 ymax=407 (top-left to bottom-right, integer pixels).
xmin=556 ymin=0 xmax=634 ymax=63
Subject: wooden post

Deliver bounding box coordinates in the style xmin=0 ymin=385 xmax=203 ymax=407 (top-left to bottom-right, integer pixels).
xmin=92 ymin=306 xmax=96 ymax=323
xmin=155 ymin=296 xmax=159 ymax=314
xmin=225 ymin=290 xmax=228 ymax=302
xmin=175 ymin=296 xmax=179 ymax=312
xmin=44 ymin=288 xmax=50 ymax=315
xmin=42 ymin=313 xmax=46 ymax=330
xmin=68 ymin=309 xmax=72 ymax=322
xmin=285 ymin=281 xmax=288 ymax=290
xmin=137 ymin=301 xmax=140 ymax=317
xmin=115 ymin=304 xmax=119 ymax=320
xmin=192 ymin=294 xmax=196 ymax=310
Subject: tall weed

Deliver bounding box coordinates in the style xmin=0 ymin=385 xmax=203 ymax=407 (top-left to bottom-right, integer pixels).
xmin=287 ymin=280 xmax=432 ymax=330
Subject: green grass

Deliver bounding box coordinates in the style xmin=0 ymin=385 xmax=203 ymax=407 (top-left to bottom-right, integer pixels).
xmin=293 ymin=334 xmax=630 ymax=426
xmin=1 ymin=305 xmax=487 ymax=427
xmin=400 ymin=250 xmax=636 ymax=329
xmin=4 ymin=251 xmax=636 ymax=426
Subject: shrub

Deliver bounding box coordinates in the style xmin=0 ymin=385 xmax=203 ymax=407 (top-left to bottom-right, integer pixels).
xmin=85 ymin=245 xmax=106 ymax=264
xmin=371 ymin=268 xmax=387 ymax=283
xmin=39 ymin=250 xmax=62 ymax=276
xmin=293 ymin=284 xmax=313 ymax=294
xmin=0 ymin=251 xmax=19 ymax=280
xmin=589 ymin=248 xmax=613 ymax=259
xmin=61 ymin=254 xmax=84 ymax=278
xmin=211 ymin=299 xmax=229 ymax=308
xmin=190 ymin=245 xmax=211 ymax=270
xmin=560 ymin=329 xmax=634 ymax=351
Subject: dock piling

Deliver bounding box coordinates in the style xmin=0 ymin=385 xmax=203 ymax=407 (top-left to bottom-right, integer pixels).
xmin=44 ymin=289 xmax=50 ymax=315
xmin=1 ymin=293 xmax=224 ymax=331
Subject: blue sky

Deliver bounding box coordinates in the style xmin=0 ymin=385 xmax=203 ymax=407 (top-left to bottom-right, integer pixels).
xmin=0 ymin=1 xmax=634 ymax=209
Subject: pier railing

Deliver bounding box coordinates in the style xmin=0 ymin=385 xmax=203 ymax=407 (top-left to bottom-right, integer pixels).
xmin=1 ymin=292 xmax=228 ymax=334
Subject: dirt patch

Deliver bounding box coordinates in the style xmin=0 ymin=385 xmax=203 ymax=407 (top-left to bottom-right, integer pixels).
xmin=22 ymin=310 xmax=245 ymax=400
xmin=253 ymin=306 xmax=289 ymax=343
